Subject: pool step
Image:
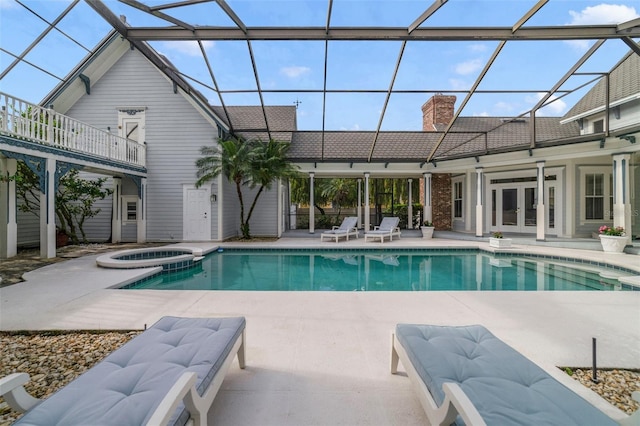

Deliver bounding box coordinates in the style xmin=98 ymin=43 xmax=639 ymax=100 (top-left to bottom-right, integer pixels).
xmin=512 ymin=259 xmax=624 ymax=290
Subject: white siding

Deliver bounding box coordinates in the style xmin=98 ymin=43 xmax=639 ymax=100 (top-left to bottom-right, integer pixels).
xmin=17 ymin=209 xmax=39 ymax=248
xmin=65 ymin=49 xmax=218 ymax=242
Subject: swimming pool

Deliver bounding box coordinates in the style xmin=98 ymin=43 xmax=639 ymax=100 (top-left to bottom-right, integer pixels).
xmin=121 ymin=249 xmax=638 ymax=291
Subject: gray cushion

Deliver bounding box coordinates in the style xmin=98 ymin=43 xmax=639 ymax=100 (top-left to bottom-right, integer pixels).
xmin=15 ymin=316 xmax=245 ymax=426
xmin=396 ymin=324 xmax=617 ymax=426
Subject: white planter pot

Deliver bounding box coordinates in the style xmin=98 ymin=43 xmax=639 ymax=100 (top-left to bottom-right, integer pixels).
xmin=599 ymin=235 xmax=627 ymax=253
xmin=421 ymin=226 xmax=434 ymax=239
xmin=489 ymin=237 xmax=512 ymax=248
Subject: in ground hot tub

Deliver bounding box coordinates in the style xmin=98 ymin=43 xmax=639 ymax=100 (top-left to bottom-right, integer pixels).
xmin=96 ymin=247 xmax=204 ymax=271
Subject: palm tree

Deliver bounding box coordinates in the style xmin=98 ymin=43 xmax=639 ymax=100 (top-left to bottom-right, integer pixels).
xmin=195 ymin=137 xmax=299 ymax=239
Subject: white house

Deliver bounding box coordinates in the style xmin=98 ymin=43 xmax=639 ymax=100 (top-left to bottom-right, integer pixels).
xmin=1 ymin=31 xmax=638 ymax=258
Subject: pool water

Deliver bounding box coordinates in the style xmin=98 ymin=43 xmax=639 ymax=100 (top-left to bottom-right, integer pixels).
xmin=122 ymin=249 xmax=636 ymax=291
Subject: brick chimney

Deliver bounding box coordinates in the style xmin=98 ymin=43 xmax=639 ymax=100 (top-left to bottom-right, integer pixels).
xmin=421 ymin=94 xmax=456 ymax=131
xmin=419 ymin=94 xmax=456 ymax=231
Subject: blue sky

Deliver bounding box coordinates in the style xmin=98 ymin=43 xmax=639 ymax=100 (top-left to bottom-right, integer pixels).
xmin=1 ymin=0 xmax=638 ymax=131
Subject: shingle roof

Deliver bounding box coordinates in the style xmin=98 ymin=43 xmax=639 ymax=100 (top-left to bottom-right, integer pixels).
xmin=211 ymin=106 xmax=296 ymax=142
xmin=289 ymin=117 xmax=580 ymax=162
xmin=562 ymin=52 xmax=640 ymax=120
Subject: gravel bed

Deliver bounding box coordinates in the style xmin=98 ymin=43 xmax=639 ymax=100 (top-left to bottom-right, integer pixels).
xmin=1 ymin=332 xmax=638 ymax=424
xmin=0 ymin=331 xmax=140 ymax=425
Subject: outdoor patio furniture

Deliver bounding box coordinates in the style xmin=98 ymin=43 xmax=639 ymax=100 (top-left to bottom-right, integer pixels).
xmin=320 ymin=216 xmax=359 ymax=242
xmin=1 ymin=316 xmax=246 ymax=426
xmin=364 ymin=217 xmax=401 ymax=242
xmin=391 ymin=323 xmax=629 ymax=426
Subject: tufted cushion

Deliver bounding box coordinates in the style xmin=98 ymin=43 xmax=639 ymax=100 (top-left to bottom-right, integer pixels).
xmin=396 ymin=324 xmax=617 ymax=426
xmin=15 ymin=316 xmax=245 ymax=426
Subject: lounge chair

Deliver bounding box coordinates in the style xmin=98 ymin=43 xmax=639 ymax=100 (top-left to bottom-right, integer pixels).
xmin=364 ymin=217 xmax=401 ymax=242
xmin=320 ymin=216 xmax=359 ymax=242
xmin=391 ymin=324 xmax=637 ymax=426
xmin=1 ymin=316 xmax=246 ymax=426
xmin=365 ymin=254 xmax=400 ymax=266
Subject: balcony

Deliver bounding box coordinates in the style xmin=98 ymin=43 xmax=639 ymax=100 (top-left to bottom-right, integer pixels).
xmin=0 ymin=92 xmax=145 ymax=168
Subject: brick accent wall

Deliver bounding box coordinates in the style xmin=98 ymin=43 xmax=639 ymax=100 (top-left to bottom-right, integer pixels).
xmin=432 ymin=174 xmax=452 ymax=230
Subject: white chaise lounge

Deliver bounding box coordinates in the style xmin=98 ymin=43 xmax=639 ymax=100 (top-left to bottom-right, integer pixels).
xmin=320 ymin=216 xmax=359 ymax=242
xmin=1 ymin=316 xmax=246 ymax=426
xmin=391 ymin=324 xmax=639 ymax=426
xmin=364 ymin=217 xmax=401 ymax=242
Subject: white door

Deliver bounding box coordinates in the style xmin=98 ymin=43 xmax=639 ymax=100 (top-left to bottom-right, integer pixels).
xmin=184 ymin=187 xmax=210 ymax=241
xmin=494 ymin=185 xmax=537 ymax=233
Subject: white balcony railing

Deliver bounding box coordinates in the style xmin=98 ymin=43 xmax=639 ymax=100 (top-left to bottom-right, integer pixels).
xmin=0 ymin=92 xmax=145 ymax=168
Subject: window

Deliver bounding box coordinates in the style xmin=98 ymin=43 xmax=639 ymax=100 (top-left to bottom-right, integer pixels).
xmin=122 ymin=196 xmax=138 ymax=223
xmin=585 ymin=173 xmax=604 ymax=219
xmin=593 ymin=119 xmax=604 ymax=133
xmin=453 ymin=180 xmax=463 ymax=219
xmin=581 ymin=168 xmax=613 ymax=221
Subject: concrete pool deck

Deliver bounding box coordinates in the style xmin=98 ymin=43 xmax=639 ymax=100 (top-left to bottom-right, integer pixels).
xmin=1 ymin=237 xmax=639 ymax=424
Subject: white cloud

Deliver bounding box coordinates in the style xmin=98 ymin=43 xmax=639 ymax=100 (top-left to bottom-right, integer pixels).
xmin=448 ymin=78 xmax=471 ymax=91
xmin=280 ymin=66 xmax=311 ymax=78
xmin=161 ymin=41 xmax=214 ymax=57
xmin=0 ymin=0 xmax=18 ymax=9
xmin=567 ymin=4 xmax=638 ymax=25
xmin=565 ymin=4 xmax=638 ymax=52
xmin=340 ymin=123 xmax=361 ymax=130
xmin=455 ymin=58 xmax=483 ymax=76
xmin=468 ymin=44 xmax=487 ymax=53
xmin=494 ymin=101 xmax=516 ymax=112
xmin=473 ymin=111 xmax=490 ymax=117
xmin=526 ymin=93 xmax=567 ymax=116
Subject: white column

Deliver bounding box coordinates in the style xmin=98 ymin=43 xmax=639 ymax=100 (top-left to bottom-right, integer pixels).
xmin=536 ymin=161 xmax=546 ymax=241
xmin=407 ymin=179 xmax=413 ymax=229
xmin=136 ymin=177 xmax=147 ymax=243
xmin=475 ymin=168 xmax=484 ymax=237
xmin=40 ymin=158 xmax=56 ymax=258
xmin=0 ymin=158 xmax=18 ymax=258
xmin=613 ymin=153 xmax=632 ymax=244
xmin=423 ymin=173 xmax=432 ymax=223
xmin=277 ymin=179 xmax=283 ymax=237
xmin=364 ymin=173 xmax=370 ymax=231
xmin=111 ymin=177 xmax=122 ymax=243
xmin=309 ymin=172 xmax=315 ymax=234
xmin=357 ymin=178 xmax=362 ymax=229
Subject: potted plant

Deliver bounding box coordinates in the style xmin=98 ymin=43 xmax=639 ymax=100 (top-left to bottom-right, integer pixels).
xmin=489 ymin=231 xmax=512 ymax=248
xmin=598 ymin=225 xmax=627 ymax=253
xmin=421 ymin=220 xmax=435 ymax=239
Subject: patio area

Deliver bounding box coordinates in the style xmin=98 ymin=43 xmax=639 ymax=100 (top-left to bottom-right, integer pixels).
xmin=1 ymin=237 xmax=639 ymax=424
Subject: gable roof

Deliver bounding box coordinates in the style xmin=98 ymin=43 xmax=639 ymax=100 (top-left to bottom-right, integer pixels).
xmin=562 ymin=52 xmax=640 ymax=121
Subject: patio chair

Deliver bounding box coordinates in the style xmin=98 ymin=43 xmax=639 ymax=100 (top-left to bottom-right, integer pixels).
xmin=320 ymin=216 xmax=359 ymax=242
xmin=364 ymin=217 xmax=401 ymax=242
xmin=1 ymin=316 xmax=246 ymax=426
xmin=390 ymin=324 xmax=635 ymax=426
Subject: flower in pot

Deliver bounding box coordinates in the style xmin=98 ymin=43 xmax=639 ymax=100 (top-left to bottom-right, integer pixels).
xmin=421 ymin=220 xmax=434 ymax=239
xmin=598 ymin=225 xmax=625 ymax=236
xmin=489 ymin=231 xmax=511 ymax=248
xmin=598 ymin=225 xmax=627 ymax=253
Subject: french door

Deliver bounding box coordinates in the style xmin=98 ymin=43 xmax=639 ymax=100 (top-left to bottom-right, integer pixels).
xmin=491 ymin=182 xmax=557 ymax=235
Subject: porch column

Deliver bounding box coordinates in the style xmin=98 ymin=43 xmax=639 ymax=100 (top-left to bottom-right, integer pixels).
xmin=423 ymin=173 xmax=432 ymax=224
xmin=407 ymin=179 xmax=413 ymax=229
xmin=0 ymin=158 xmax=18 ymax=258
xmin=111 ymin=177 xmax=122 ymax=243
xmin=536 ymin=161 xmax=546 ymax=241
xmin=136 ymin=177 xmax=147 ymax=243
xmin=40 ymin=158 xmax=56 ymax=258
xmin=612 ymin=153 xmax=632 ymax=244
xmin=277 ymin=179 xmax=283 ymax=237
xmin=309 ymin=172 xmax=315 ymax=233
xmin=357 ymin=178 xmax=362 ymax=228
xmin=364 ymin=172 xmax=370 ymax=231
xmin=475 ymin=168 xmax=483 ymax=237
